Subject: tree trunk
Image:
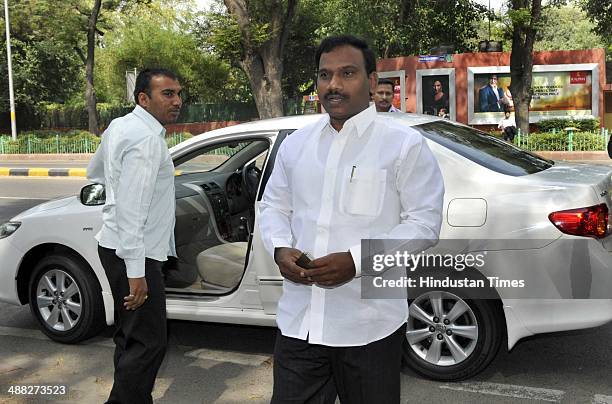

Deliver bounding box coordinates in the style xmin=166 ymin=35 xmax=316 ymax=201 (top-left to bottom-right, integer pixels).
xmin=224 ymin=0 xmax=297 ymax=119
xmin=85 ymin=0 xmax=102 ymax=134
xmin=508 ymin=0 xmax=541 ymax=136
xmin=240 ymin=53 xmax=284 ymax=119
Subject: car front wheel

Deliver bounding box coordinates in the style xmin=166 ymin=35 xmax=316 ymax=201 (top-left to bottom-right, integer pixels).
xmin=403 ymin=290 xmax=504 ymax=381
xmin=28 ymin=254 xmax=104 ymax=343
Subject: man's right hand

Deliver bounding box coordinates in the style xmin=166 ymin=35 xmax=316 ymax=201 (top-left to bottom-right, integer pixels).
xmin=124 ymin=277 xmax=148 ymax=310
xmin=274 ymin=247 xmax=313 ymax=285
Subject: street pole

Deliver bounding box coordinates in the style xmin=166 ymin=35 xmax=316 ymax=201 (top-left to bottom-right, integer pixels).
xmin=4 ymin=0 xmax=17 ymax=141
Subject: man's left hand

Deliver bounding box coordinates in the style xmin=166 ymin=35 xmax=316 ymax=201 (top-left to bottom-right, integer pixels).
xmin=307 ymin=252 xmax=356 ymax=287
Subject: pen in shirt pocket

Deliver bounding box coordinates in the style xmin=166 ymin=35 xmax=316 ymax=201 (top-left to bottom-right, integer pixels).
xmin=350 ymin=165 xmax=356 ymax=182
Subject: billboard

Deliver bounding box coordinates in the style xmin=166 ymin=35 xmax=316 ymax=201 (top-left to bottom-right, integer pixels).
xmin=378 ymin=70 xmax=406 ymax=112
xmin=468 ymin=64 xmax=599 ymax=124
xmin=416 ymin=68 xmax=456 ymax=120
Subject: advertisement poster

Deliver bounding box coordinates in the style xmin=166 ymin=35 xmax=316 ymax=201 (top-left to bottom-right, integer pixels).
xmin=472 ymin=70 xmax=593 ymax=121
xmin=378 ymin=70 xmax=406 ymax=112
xmin=421 ymin=75 xmax=451 ymax=116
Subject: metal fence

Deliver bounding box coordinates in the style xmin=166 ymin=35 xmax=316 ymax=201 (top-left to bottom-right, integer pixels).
xmin=514 ymin=128 xmax=610 ymax=152
xmin=0 ymin=134 xmax=189 ymax=154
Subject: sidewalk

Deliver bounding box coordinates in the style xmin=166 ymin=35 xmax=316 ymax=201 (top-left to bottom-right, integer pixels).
xmin=0 ymin=151 xmax=610 ymax=177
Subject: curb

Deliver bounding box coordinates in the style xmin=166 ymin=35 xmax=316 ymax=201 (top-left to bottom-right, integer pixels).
xmin=0 ymin=167 xmax=87 ymax=177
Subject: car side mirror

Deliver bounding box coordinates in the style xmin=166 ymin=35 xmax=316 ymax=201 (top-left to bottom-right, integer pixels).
xmin=80 ymin=183 xmax=106 ymax=206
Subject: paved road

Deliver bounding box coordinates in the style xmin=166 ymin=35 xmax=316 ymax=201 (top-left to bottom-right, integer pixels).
xmin=1 ymin=178 xmax=612 ymax=403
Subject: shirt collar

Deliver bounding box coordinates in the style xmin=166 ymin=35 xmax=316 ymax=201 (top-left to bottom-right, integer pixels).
xmin=133 ymin=105 xmax=166 ymax=137
xmin=322 ymin=104 xmax=377 ymax=138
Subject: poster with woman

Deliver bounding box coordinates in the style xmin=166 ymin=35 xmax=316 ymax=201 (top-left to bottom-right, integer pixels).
xmin=416 ymin=68 xmax=456 ymax=120
xmin=422 ymin=76 xmax=450 ymax=116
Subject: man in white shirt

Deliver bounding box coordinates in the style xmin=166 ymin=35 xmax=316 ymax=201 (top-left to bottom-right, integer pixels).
xmin=259 ymin=35 xmax=444 ymax=404
xmin=498 ymin=111 xmax=517 ymax=142
xmin=87 ymin=68 xmax=182 ymax=404
xmin=372 ymin=78 xmax=401 ymax=112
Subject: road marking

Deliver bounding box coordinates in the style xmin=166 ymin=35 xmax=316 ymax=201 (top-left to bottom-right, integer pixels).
xmin=439 ymin=382 xmax=565 ymax=402
xmin=184 ymin=348 xmax=271 ymax=367
xmin=594 ymin=395 xmax=612 ymax=404
xmin=0 ymin=196 xmax=49 ymax=200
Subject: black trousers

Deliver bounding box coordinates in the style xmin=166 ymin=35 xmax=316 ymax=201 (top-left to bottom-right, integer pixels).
xmin=98 ymin=246 xmax=168 ymax=404
xmin=271 ymin=324 xmax=407 ymax=404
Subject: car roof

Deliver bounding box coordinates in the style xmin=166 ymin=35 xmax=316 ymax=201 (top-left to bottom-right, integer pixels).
xmin=171 ymin=112 xmax=444 ymax=152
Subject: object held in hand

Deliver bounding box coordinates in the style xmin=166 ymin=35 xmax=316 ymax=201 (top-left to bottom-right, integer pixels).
xmin=296 ymin=252 xmax=314 ymax=269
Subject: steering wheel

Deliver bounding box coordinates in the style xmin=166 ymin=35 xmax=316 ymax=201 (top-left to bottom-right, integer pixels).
xmin=242 ymin=163 xmax=262 ymax=201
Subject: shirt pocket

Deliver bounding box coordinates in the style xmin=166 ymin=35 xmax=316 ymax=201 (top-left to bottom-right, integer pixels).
xmin=339 ymin=167 xmax=387 ymax=217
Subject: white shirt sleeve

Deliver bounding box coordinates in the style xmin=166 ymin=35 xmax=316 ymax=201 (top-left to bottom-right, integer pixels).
xmin=115 ymin=136 xmax=163 ymax=278
xmin=350 ymin=136 xmax=444 ymax=276
xmin=258 ymin=141 xmax=294 ymax=258
xmin=86 ymin=136 xmax=106 ymax=184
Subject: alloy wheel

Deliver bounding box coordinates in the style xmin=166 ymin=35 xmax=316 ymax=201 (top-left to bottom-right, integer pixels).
xmin=406 ymin=291 xmax=478 ymax=366
xmin=35 ymin=269 xmax=82 ymax=332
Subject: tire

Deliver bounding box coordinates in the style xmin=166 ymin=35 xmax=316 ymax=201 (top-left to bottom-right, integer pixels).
xmin=402 ymin=290 xmax=504 ymax=381
xmin=28 ymin=254 xmax=105 ymax=343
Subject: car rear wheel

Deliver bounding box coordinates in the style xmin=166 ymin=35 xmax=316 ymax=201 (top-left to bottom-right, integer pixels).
xmin=28 ymin=254 xmax=104 ymax=343
xmin=403 ymin=291 xmax=503 ymax=381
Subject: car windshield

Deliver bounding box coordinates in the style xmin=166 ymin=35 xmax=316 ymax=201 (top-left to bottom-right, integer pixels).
xmin=412 ymin=121 xmax=554 ymax=176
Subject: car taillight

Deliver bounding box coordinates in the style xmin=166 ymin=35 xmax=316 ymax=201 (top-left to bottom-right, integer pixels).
xmin=548 ymin=203 xmax=609 ymax=239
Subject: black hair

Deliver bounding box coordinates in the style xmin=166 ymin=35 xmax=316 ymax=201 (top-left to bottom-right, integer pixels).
xmin=134 ymin=68 xmax=179 ymax=105
xmin=377 ymin=78 xmax=394 ymax=88
xmin=315 ymin=35 xmax=376 ymax=75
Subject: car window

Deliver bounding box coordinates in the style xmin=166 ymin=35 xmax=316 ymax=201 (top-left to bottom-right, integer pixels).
xmin=413 ymin=121 xmax=553 ymax=176
xmin=175 ymin=142 xmax=251 ymax=174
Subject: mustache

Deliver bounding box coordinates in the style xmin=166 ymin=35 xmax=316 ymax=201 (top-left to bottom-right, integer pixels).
xmin=324 ymin=91 xmax=347 ymax=100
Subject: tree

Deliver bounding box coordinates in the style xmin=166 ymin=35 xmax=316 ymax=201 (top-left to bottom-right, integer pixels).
xmin=212 ymin=0 xmax=297 ymax=118
xmin=0 ymin=0 xmax=84 ymax=127
xmin=580 ymin=0 xmax=612 ymax=59
xmin=318 ymin=0 xmax=488 ymax=58
xmin=535 ymin=5 xmax=605 ymax=52
xmin=507 ymin=0 xmax=569 ymax=136
xmin=96 ymin=4 xmax=230 ymax=104
xmin=507 ymin=0 xmax=543 ymax=136
xmin=84 ymin=0 xmax=103 ymax=134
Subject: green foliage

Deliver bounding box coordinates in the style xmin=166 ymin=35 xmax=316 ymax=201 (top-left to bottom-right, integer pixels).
xmin=518 ymin=130 xmax=608 ymax=151
xmin=579 ymin=0 xmax=612 ymax=40
xmin=535 ymin=5 xmax=606 ymax=52
xmin=0 ymin=2 xmax=84 ymax=113
xmin=317 ymin=0 xmax=488 ymax=57
xmin=0 ymin=131 xmax=193 ymax=154
xmin=507 ymin=7 xmax=533 ymax=27
xmin=96 ymin=4 xmax=230 ymax=104
xmin=536 ymin=117 xmax=600 ymax=132
xmin=579 ymin=0 xmax=612 ymax=59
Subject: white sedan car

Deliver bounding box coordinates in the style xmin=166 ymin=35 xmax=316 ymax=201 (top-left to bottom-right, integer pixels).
xmin=1 ymin=113 xmax=611 ymax=381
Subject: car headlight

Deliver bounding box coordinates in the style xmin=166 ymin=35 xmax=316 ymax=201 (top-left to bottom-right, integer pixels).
xmin=0 ymin=222 xmax=21 ymax=239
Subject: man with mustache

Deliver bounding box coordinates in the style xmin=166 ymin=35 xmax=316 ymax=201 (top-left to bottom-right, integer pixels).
xmin=87 ymin=68 xmax=182 ymax=404
xmin=372 ymin=78 xmax=401 ymax=112
xmin=259 ymin=35 xmax=444 ymax=403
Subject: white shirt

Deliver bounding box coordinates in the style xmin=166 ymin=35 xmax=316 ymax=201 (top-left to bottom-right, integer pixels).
xmin=87 ymin=105 xmax=176 ymax=278
xmin=498 ymin=116 xmax=516 ymax=130
xmin=259 ymin=105 xmax=444 ymax=346
xmin=388 ymin=105 xmax=402 ymax=113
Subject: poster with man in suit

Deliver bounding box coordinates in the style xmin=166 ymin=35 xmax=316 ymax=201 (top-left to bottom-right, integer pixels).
xmin=478 ymin=74 xmax=508 ymax=112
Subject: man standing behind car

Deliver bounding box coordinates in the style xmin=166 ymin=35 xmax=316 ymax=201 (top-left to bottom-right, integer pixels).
xmin=259 ymin=35 xmax=444 ymax=404
xmin=86 ymin=68 xmax=182 ymax=404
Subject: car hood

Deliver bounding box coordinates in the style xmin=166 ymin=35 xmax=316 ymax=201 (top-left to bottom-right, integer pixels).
xmin=11 ymin=196 xmax=76 ymax=221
